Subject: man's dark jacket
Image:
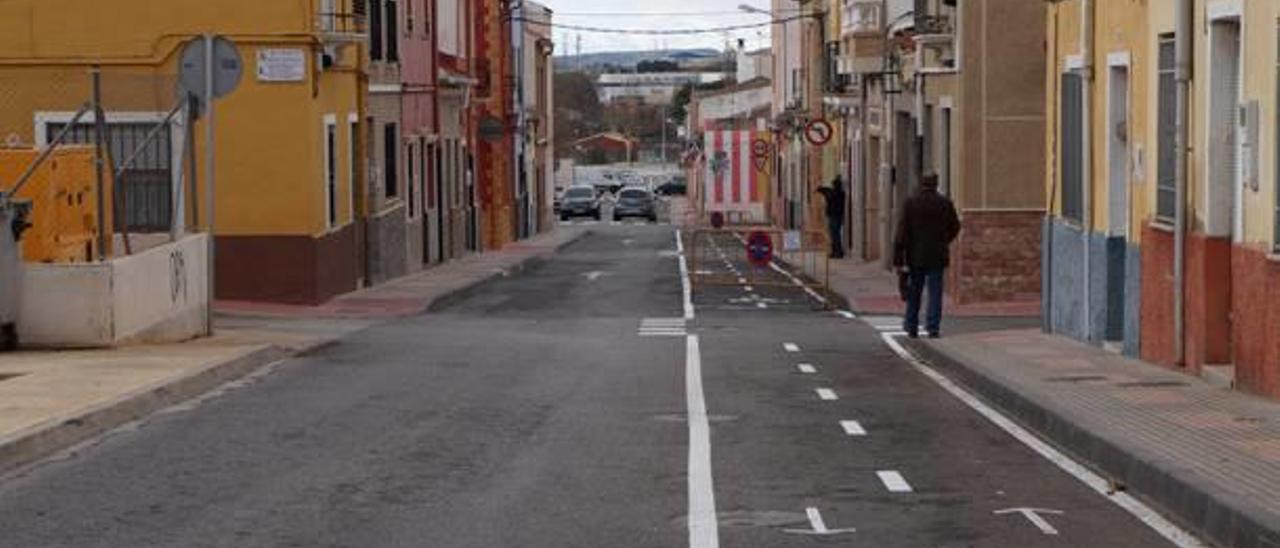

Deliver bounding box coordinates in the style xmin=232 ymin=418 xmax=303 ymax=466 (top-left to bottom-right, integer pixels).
xmin=817 ymin=185 xmax=846 ymax=222
xmin=893 ymin=188 xmax=961 ymax=270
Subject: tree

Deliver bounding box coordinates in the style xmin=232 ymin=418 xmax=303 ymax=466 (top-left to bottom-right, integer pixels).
xmin=553 ymin=71 xmax=604 ymax=159
xmin=669 ymin=83 xmax=694 ymax=126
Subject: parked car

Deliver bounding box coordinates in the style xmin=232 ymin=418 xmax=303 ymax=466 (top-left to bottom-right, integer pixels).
xmin=559 ymin=186 xmax=602 ymax=221
xmin=655 ymin=180 xmax=687 ymax=196
xmin=613 ymin=188 xmax=657 ymax=223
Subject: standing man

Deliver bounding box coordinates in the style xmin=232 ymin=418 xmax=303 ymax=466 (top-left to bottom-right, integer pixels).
xmin=816 ymin=176 xmax=847 ymax=259
xmin=894 ymin=174 xmax=960 ymax=338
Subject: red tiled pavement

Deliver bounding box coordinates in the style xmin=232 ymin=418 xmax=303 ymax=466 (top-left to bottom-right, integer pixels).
xmin=827 ymin=258 xmax=1040 ymax=317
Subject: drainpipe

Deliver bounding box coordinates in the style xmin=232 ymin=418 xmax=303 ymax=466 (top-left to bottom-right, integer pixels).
xmin=1080 ymin=0 xmax=1095 ymax=341
xmin=1174 ymin=0 xmax=1192 ymax=366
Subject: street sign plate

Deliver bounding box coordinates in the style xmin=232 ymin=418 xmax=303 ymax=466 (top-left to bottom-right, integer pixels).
xmin=179 ymin=37 xmax=243 ymax=102
xmin=746 ymin=230 xmax=773 ymax=268
xmin=804 ymin=119 xmax=834 ymax=147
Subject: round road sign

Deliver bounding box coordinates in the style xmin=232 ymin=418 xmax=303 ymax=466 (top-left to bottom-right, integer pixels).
xmin=804 ymin=119 xmax=834 ymax=147
xmin=179 ymin=36 xmax=244 ymax=103
xmin=751 ymin=138 xmax=770 ymax=158
xmin=746 ymin=230 xmax=773 ymax=268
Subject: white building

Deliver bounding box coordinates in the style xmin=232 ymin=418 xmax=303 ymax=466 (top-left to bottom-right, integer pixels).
xmin=596 ymin=72 xmax=728 ymax=105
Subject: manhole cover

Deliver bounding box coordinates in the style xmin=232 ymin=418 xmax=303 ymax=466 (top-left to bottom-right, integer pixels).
xmin=1045 ymin=375 xmax=1110 ymax=383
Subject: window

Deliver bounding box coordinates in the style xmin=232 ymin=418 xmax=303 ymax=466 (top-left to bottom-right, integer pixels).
xmin=407 ymin=139 xmax=418 ymax=218
xmin=325 ymin=115 xmax=338 ymax=228
xmin=1060 ymin=71 xmax=1085 ymax=223
xmin=349 ymin=114 xmax=359 ymax=222
xmin=421 ymin=140 xmax=431 ymax=213
xmin=1157 ymin=34 xmax=1177 ymax=223
xmin=369 ymin=0 xmax=383 ymax=61
xmin=384 ymin=123 xmax=399 ymax=199
xmin=385 ymin=0 xmax=400 ymax=62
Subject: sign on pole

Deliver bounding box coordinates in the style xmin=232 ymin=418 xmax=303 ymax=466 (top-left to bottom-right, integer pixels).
xmin=179 ymin=37 xmax=243 ymax=105
xmin=746 ymin=230 xmax=774 ymax=268
xmin=804 ymin=119 xmax=834 ymax=147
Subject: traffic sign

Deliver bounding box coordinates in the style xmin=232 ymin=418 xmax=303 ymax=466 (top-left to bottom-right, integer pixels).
xmin=751 ymin=138 xmax=771 ymax=158
xmin=746 ymin=230 xmax=774 ymax=268
xmin=804 ymin=119 xmax=834 ymax=147
xmin=179 ymin=37 xmax=243 ymax=103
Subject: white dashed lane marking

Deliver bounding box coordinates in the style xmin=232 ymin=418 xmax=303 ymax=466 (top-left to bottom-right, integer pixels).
xmin=797 ymin=363 xmax=817 ymax=374
xmin=816 ymin=388 xmax=838 ymax=401
xmin=877 ymin=471 xmax=913 ymax=493
xmin=784 ymin=343 xmax=800 ymax=353
xmin=840 ymin=420 xmax=867 ymax=436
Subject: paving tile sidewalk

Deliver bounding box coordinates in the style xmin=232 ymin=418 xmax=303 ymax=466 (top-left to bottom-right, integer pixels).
xmin=828 ymin=258 xmax=1040 ymax=317
xmin=0 ymin=227 xmax=586 ymax=476
xmin=910 ymin=329 xmax=1280 ymax=548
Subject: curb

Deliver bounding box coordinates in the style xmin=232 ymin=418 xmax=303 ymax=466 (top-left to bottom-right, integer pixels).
xmin=0 ymin=344 xmax=289 ymax=476
xmin=906 ymin=340 xmax=1280 ymax=548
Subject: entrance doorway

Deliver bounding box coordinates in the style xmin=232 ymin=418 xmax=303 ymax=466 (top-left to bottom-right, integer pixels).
xmin=1105 ymin=61 xmax=1131 ymax=343
xmin=1204 ymin=14 xmax=1242 ymax=379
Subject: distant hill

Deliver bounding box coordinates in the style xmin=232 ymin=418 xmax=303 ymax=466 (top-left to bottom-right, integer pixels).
xmin=555 ymin=49 xmax=722 ymax=72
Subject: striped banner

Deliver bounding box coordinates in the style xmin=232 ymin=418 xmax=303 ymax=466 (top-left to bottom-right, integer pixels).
xmin=703 ymin=129 xmax=767 ymax=215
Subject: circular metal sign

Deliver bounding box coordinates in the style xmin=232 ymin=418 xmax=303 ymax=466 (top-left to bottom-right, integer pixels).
xmin=746 ymin=230 xmax=773 ymax=268
xmin=751 ymin=138 xmax=770 ymax=159
xmin=804 ymin=119 xmax=834 ymax=147
xmin=179 ymin=37 xmax=244 ymax=102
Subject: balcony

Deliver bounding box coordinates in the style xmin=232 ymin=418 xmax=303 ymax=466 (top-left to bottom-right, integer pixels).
xmin=839 ymin=0 xmax=886 ymax=75
xmin=316 ymin=12 xmax=366 ymax=43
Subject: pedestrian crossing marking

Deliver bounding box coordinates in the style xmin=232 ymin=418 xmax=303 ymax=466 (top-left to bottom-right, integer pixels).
xmin=639 ymin=318 xmax=688 ymax=337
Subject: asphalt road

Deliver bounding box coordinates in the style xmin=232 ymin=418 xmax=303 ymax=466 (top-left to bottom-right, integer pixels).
xmin=0 ymin=224 xmax=1184 ymax=547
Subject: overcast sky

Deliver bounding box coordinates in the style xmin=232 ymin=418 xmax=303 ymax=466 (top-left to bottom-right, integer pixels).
xmin=537 ymin=0 xmax=773 ymax=54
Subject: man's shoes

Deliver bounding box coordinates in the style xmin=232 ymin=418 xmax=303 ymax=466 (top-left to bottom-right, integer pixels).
xmin=927 ymin=332 xmax=941 ymax=339
xmin=906 ymin=331 xmax=920 ymax=339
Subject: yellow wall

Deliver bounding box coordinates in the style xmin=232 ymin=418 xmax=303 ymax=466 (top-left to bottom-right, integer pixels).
xmin=1046 ymin=0 xmax=1150 ymax=241
xmin=0 ymin=0 xmax=363 ymax=238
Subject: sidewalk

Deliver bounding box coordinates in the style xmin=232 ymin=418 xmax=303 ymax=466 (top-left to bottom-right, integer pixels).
xmin=909 ymin=329 xmax=1280 ymax=548
xmin=827 ymin=258 xmax=1040 ymax=317
xmin=0 ymin=227 xmax=585 ymax=475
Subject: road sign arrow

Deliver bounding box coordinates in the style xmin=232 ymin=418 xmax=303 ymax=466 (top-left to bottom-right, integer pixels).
xmin=782 ymin=507 xmax=856 ymax=536
xmin=995 ymin=507 xmax=1065 ymax=536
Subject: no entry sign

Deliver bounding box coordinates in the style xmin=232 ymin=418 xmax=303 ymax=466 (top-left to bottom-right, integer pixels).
xmin=746 ymin=230 xmax=774 ymax=268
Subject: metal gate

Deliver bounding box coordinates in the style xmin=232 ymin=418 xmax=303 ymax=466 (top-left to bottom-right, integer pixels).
xmin=47 ymin=121 xmax=174 ymax=233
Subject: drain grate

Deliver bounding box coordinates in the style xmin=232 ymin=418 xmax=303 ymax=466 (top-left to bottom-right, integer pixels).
xmin=1045 ymin=375 xmax=1110 ymax=383
xmin=1115 ymin=380 xmax=1188 ymax=388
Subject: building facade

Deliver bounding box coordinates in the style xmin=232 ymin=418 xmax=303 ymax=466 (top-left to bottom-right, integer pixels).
xmin=0 ymin=0 xmax=367 ymax=304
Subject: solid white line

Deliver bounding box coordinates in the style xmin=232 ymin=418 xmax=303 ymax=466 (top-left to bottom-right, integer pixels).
xmin=676 ymin=230 xmax=695 ymax=321
xmin=877 ymin=470 xmax=913 ymax=493
xmin=784 ymin=343 xmax=800 ymax=353
xmin=676 ymin=232 xmax=685 ymax=254
xmin=816 ymin=388 xmax=838 ymax=401
xmin=840 ymin=420 xmax=867 ymax=436
xmin=769 ymin=262 xmax=830 ymax=305
xmin=879 ymin=333 xmax=1208 ymax=547
xmin=686 ymin=335 xmax=719 ymax=547
xmin=797 ymin=363 xmax=817 ymax=374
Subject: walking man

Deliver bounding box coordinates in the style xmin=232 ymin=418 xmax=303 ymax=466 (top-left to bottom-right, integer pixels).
xmin=816 ymin=176 xmax=847 ymax=259
xmin=893 ymin=174 xmax=960 ymax=338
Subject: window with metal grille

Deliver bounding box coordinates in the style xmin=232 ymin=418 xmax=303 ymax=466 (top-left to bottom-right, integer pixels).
xmin=369 ymin=0 xmax=383 ymax=60
xmin=48 ymin=121 xmax=173 ymax=233
xmin=325 ymin=118 xmax=338 ymax=228
xmin=1060 ymin=71 xmax=1084 ymax=223
xmin=1157 ymin=34 xmax=1177 ymax=223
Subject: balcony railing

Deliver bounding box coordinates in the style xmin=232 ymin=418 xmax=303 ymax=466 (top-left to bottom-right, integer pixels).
xmin=841 ymin=0 xmax=883 ymax=38
xmin=316 ymin=12 xmax=367 ymax=39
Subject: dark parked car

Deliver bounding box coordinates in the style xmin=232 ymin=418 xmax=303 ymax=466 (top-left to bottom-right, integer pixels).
xmin=655 ymin=180 xmax=687 ymax=196
xmin=559 ymin=186 xmax=601 ymax=221
xmin=613 ymin=188 xmax=657 ymax=223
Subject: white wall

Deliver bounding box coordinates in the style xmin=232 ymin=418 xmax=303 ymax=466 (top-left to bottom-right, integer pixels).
xmin=19 ymin=234 xmax=209 ymax=348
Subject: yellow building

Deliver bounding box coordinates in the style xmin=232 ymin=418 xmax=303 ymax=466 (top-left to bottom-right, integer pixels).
xmin=0 ymin=0 xmax=367 ymax=304
xmin=1045 ymin=0 xmax=1280 ymax=399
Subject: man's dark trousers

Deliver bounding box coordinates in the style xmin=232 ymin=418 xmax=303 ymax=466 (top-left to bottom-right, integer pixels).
xmin=904 ymin=268 xmax=945 ymax=336
xmin=827 ymin=218 xmax=845 ymax=258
